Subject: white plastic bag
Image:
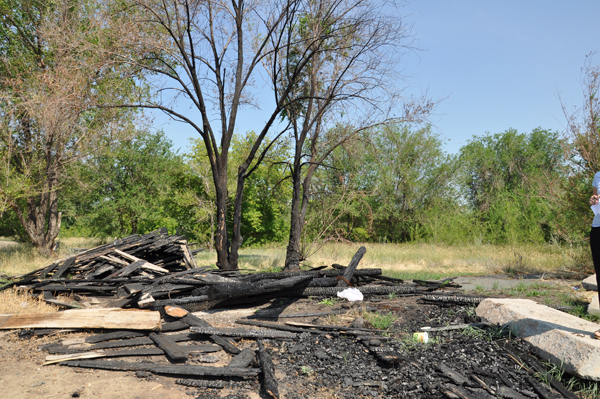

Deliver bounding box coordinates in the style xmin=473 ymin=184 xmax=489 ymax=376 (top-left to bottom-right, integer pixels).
xmin=336 ymin=287 xmax=363 ymax=302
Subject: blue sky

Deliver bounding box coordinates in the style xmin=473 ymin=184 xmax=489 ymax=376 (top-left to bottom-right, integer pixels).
xmin=158 ymin=1 xmax=600 ymax=155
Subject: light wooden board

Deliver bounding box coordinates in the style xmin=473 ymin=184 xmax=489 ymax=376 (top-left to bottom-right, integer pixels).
xmin=0 ymin=308 xmax=161 ymax=330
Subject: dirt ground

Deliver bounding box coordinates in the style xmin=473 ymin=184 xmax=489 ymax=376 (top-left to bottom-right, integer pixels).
xmin=0 ymin=281 xmax=591 ymax=399
xmin=0 ymin=295 xmax=429 ymax=399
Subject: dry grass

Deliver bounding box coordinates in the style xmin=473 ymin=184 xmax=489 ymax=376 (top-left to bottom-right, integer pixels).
xmin=0 ymin=288 xmax=58 ymax=315
xmin=195 ymin=242 xmax=587 ymax=279
xmin=0 ymin=237 xmax=109 ymax=278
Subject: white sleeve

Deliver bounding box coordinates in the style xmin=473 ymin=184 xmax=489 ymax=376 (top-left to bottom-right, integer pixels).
xmin=593 ymin=172 xmax=600 ymax=188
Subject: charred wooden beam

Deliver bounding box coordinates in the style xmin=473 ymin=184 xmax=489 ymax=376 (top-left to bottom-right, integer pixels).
xmin=60 ymin=360 xmax=260 ymax=378
xmin=149 ymin=332 xmax=188 ymax=361
xmin=337 ymin=246 xmax=366 ymax=287
xmin=257 ymin=340 xmax=279 ymax=399
xmin=175 ymin=379 xmax=226 ymax=389
xmin=190 ymin=326 xmax=296 ymax=340
xmin=210 ymin=335 xmax=241 ymax=355
xmin=227 ymin=348 xmax=256 ymax=369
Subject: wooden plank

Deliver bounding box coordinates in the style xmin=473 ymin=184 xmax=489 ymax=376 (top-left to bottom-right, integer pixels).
xmin=180 ymin=243 xmax=197 ymax=269
xmin=284 ymin=321 xmax=381 ymax=333
xmin=113 ymin=249 xmax=169 ymax=273
xmin=336 ymin=246 xmax=366 ymax=287
xmin=149 ymin=332 xmax=188 ymax=361
xmin=52 ymin=257 xmax=75 ymax=280
xmin=0 ymin=308 xmax=161 ymax=330
xmin=61 ymin=360 xmax=260 ymax=377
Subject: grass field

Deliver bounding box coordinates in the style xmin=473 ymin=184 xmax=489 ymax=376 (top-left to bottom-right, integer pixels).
xmin=195 ymin=241 xmax=591 ymax=280
xmin=0 ymin=238 xmax=592 ymax=314
xmin=0 ymin=238 xmax=590 ymax=280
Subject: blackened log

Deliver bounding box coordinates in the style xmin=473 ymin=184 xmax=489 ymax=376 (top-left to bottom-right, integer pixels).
xmin=191 ymin=326 xmax=296 ymax=339
xmin=46 ymin=332 xmax=200 ymax=354
xmin=210 ymin=335 xmax=241 ymax=354
xmin=52 ymin=257 xmax=75 ymax=280
xmin=235 ymin=319 xmax=328 ymax=334
xmin=285 ymin=321 xmax=383 ymax=333
xmin=337 ymin=246 xmax=366 ymax=287
xmin=151 ymin=296 xmax=209 ymax=308
xmin=84 ymin=330 xmax=147 ymax=344
xmin=61 ymin=360 xmax=260 ymax=377
xmin=247 ymin=309 xmax=348 ymax=319
xmin=160 ymin=320 xmax=190 ymax=332
xmin=149 ymin=332 xmax=188 ymax=361
xmin=175 ymin=379 xmax=225 ymax=389
xmin=181 ymin=313 xmax=212 ymax=328
xmin=306 ymin=277 xmax=338 ymax=287
xmin=421 ymin=294 xmax=486 ymax=305
xmin=257 ymin=340 xmax=279 ymax=399
xmin=372 ymin=275 xmax=404 ymax=284
xmin=289 ymin=285 xmax=415 ymax=297
xmin=46 ymin=344 xmax=221 ymax=363
xmin=207 ymin=275 xmax=313 ymax=301
xmin=227 ymin=348 xmax=256 ymax=368
xmin=242 ymin=268 xmax=381 ymax=283
xmin=436 ymin=363 xmax=469 ymax=385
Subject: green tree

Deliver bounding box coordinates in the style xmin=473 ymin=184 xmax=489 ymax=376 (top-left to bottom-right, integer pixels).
xmin=0 ymin=0 xmax=139 ymax=253
xmin=458 ymin=128 xmax=565 ymax=244
xmin=187 ymin=132 xmax=291 ymax=248
xmin=64 ymin=131 xmax=196 ymax=238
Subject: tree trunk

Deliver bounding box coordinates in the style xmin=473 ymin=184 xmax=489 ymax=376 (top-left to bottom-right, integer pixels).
xmin=284 ymin=162 xmax=317 ymax=271
xmin=213 ymin=167 xmax=232 ymax=270
xmin=228 ymin=166 xmax=247 ymax=270
xmin=11 ymin=176 xmax=62 ymax=256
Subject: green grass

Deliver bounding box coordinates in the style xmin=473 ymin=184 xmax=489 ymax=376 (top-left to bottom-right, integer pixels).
xmin=364 ymin=311 xmax=397 ymax=330
xmin=318 ymin=297 xmax=339 ymax=306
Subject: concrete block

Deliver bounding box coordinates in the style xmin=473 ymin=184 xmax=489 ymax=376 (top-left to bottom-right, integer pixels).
xmin=583 ymin=274 xmax=598 ymax=291
xmin=477 ymin=298 xmax=600 ymax=381
xmin=589 ymin=295 xmax=600 ymax=317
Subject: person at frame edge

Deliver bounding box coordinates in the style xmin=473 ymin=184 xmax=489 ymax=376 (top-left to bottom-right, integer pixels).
xmin=588 ymin=171 xmax=600 ymax=339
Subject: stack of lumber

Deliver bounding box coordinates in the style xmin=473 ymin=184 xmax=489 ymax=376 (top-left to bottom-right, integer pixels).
xmin=1 ymin=237 xmax=468 ymax=312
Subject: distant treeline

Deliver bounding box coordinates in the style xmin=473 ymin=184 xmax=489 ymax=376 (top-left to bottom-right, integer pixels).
xmin=0 ymin=124 xmax=590 ymax=248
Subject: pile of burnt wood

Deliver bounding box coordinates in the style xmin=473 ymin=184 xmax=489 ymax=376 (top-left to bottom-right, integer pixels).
xmin=0 ymin=230 xmax=475 ymax=312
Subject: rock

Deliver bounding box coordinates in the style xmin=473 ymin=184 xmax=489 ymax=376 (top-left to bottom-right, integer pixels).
xmin=315 ymin=348 xmax=330 ymax=360
xmin=368 ymin=338 xmax=381 ymax=346
xmin=350 ymin=317 xmax=365 ymax=328
xmin=583 ymin=274 xmax=598 ymax=291
xmin=477 ymin=298 xmax=600 ymax=381
xmin=588 ymin=295 xmax=600 ymax=316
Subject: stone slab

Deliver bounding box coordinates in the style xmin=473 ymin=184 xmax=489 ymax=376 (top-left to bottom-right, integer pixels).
xmin=476 ymin=298 xmax=600 ymax=381
xmin=583 ymin=274 xmax=598 ymax=291
xmin=589 ymin=295 xmax=600 ymax=317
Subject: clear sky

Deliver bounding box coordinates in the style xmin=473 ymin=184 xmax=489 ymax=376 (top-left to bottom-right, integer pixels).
xmin=158 ymin=0 xmax=600 ymax=155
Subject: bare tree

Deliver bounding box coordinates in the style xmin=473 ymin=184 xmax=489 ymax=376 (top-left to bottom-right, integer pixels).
xmin=110 ymin=0 xmax=410 ymax=269
xmin=267 ymin=0 xmax=435 ymax=270
xmin=0 ymin=0 xmax=137 ymax=254
xmin=562 ymin=53 xmax=600 ymax=174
